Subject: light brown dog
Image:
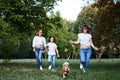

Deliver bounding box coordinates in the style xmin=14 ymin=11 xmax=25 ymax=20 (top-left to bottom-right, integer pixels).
xmin=61 ymin=62 xmax=70 ymax=78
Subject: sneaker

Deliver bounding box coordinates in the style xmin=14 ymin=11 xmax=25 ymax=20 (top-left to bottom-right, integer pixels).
xmin=51 ymin=69 xmax=56 ymax=72
xmin=40 ymin=66 xmax=43 ymax=71
xmin=48 ymin=66 xmax=52 ymax=70
xmin=80 ymin=63 xmax=83 ymax=69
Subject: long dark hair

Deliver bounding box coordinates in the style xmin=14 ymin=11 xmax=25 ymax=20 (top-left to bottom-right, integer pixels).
xmin=48 ymin=35 xmax=55 ymax=42
xmin=81 ymin=24 xmax=90 ymax=33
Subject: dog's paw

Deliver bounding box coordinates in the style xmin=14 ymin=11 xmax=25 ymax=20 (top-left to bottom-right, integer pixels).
xmin=63 ymin=74 xmax=65 ymax=78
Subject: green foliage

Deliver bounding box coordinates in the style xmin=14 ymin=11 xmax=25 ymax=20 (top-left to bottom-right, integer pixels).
xmin=0 ymin=0 xmax=61 ymax=33
xmin=74 ymin=3 xmax=98 ymax=34
xmin=47 ymin=12 xmax=77 ymax=58
xmin=76 ymin=4 xmax=97 ymax=28
xmin=0 ymin=18 xmax=20 ymax=62
xmin=0 ymin=0 xmax=61 ymax=60
xmin=17 ymin=34 xmax=32 ymax=59
xmin=92 ymin=0 xmax=120 ymax=46
xmin=75 ymin=0 xmax=120 ymax=46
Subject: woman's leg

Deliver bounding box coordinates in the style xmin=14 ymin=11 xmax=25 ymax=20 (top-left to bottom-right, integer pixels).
xmin=80 ymin=48 xmax=86 ymax=71
xmin=35 ymin=49 xmax=40 ymax=67
xmin=84 ymin=48 xmax=92 ymax=70
xmin=80 ymin=49 xmax=85 ymax=64
xmin=38 ymin=49 xmax=43 ymax=67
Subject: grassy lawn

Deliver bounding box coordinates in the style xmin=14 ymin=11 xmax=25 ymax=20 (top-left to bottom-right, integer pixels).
xmin=0 ymin=59 xmax=120 ymax=80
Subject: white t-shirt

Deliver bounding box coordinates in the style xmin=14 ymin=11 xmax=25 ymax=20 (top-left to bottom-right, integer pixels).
xmin=47 ymin=42 xmax=57 ymax=55
xmin=78 ymin=33 xmax=92 ymax=48
xmin=32 ymin=36 xmax=46 ymax=48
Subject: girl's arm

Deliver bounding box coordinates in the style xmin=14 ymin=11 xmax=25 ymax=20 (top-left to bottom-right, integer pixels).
xmin=45 ymin=46 xmax=48 ymax=53
xmin=55 ymin=48 xmax=60 ymax=57
xmin=90 ymin=39 xmax=99 ymax=51
xmin=43 ymin=37 xmax=47 ymax=48
xmin=32 ymin=37 xmax=36 ymax=52
xmin=70 ymin=37 xmax=80 ymax=44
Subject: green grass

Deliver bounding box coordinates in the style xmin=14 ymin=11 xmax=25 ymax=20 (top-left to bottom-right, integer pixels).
xmin=0 ymin=59 xmax=120 ymax=80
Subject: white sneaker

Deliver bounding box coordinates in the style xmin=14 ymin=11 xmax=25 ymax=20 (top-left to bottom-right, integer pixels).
xmin=48 ymin=66 xmax=52 ymax=70
xmin=51 ymin=69 xmax=56 ymax=72
xmin=40 ymin=67 xmax=43 ymax=71
xmin=80 ymin=63 xmax=83 ymax=69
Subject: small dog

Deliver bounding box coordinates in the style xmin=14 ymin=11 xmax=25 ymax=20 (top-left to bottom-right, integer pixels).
xmin=61 ymin=62 xmax=70 ymax=78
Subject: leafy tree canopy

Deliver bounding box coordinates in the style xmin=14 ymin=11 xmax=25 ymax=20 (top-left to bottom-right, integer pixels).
xmin=75 ymin=0 xmax=120 ymax=46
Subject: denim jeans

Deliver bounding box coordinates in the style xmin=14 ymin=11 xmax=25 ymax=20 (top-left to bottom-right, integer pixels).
xmin=35 ymin=48 xmax=43 ymax=67
xmin=48 ymin=55 xmax=56 ymax=69
xmin=80 ymin=47 xmax=92 ymax=70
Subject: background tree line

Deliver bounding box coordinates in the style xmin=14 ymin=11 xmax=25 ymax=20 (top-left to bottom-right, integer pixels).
xmin=0 ymin=0 xmax=120 ymax=61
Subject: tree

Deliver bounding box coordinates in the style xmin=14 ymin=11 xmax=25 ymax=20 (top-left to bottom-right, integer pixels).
xmin=0 ymin=18 xmax=20 ymax=62
xmin=75 ymin=0 xmax=120 ymax=46
xmin=0 ymin=0 xmax=61 ymax=60
xmin=92 ymin=0 xmax=120 ymax=46
xmin=47 ymin=11 xmax=77 ymax=59
xmin=75 ymin=0 xmax=120 ymax=58
xmin=0 ymin=0 xmax=61 ymax=34
xmin=75 ymin=3 xmax=98 ymax=34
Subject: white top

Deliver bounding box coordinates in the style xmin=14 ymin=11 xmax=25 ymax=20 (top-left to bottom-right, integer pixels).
xmin=47 ymin=42 xmax=57 ymax=55
xmin=32 ymin=36 xmax=46 ymax=48
xmin=78 ymin=33 xmax=92 ymax=48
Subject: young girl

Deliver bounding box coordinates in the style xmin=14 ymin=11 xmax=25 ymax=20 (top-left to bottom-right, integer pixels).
xmin=70 ymin=24 xmax=99 ymax=73
xmin=32 ymin=29 xmax=46 ymax=70
xmin=46 ymin=36 xmax=60 ymax=71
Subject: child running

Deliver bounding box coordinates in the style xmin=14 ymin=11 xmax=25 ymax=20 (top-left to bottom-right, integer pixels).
xmin=46 ymin=36 xmax=60 ymax=71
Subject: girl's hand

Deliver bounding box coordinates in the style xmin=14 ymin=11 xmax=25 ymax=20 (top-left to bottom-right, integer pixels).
xmin=33 ymin=48 xmax=35 ymax=52
xmin=94 ymin=47 xmax=99 ymax=51
xmin=57 ymin=54 xmax=60 ymax=58
xmin=43 ymin=50 xmax=45 ymax=53
xmin=70 ymin=40 xmax=73 ymax=44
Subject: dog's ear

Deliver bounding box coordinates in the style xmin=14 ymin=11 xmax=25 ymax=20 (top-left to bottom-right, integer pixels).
xmin=63 ymin=62 xmax=69 ymax=65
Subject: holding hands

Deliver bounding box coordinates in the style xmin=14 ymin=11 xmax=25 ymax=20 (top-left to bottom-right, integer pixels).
xmin=69 ymin=40 xmax=74 ymax=44
xmin=93 ymin=46 xmax=99 ymax=51
xmin=57 ymin=54 xmax=60 ymax=58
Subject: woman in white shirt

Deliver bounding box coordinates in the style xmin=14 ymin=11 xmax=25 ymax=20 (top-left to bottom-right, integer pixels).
xmin=32 ymin=29 xmax=46 ymax=70
xmin=46 ymin=36 xmax=60 ymax=71
xmin=70 ymin=25 xmax=99 ymax=73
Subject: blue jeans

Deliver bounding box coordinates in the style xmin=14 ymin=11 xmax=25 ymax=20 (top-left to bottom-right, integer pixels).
xmin=80 ymin=47 xmax=92 ymax=70
xmin=48 ymin=55 xmax=56 ymax=69
xmin=35 ymin=48 xmax=44 ymax=67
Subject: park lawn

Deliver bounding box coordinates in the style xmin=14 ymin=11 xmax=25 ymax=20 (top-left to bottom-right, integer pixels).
xmin=0 ymin=59 xmax=120 ymax=80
